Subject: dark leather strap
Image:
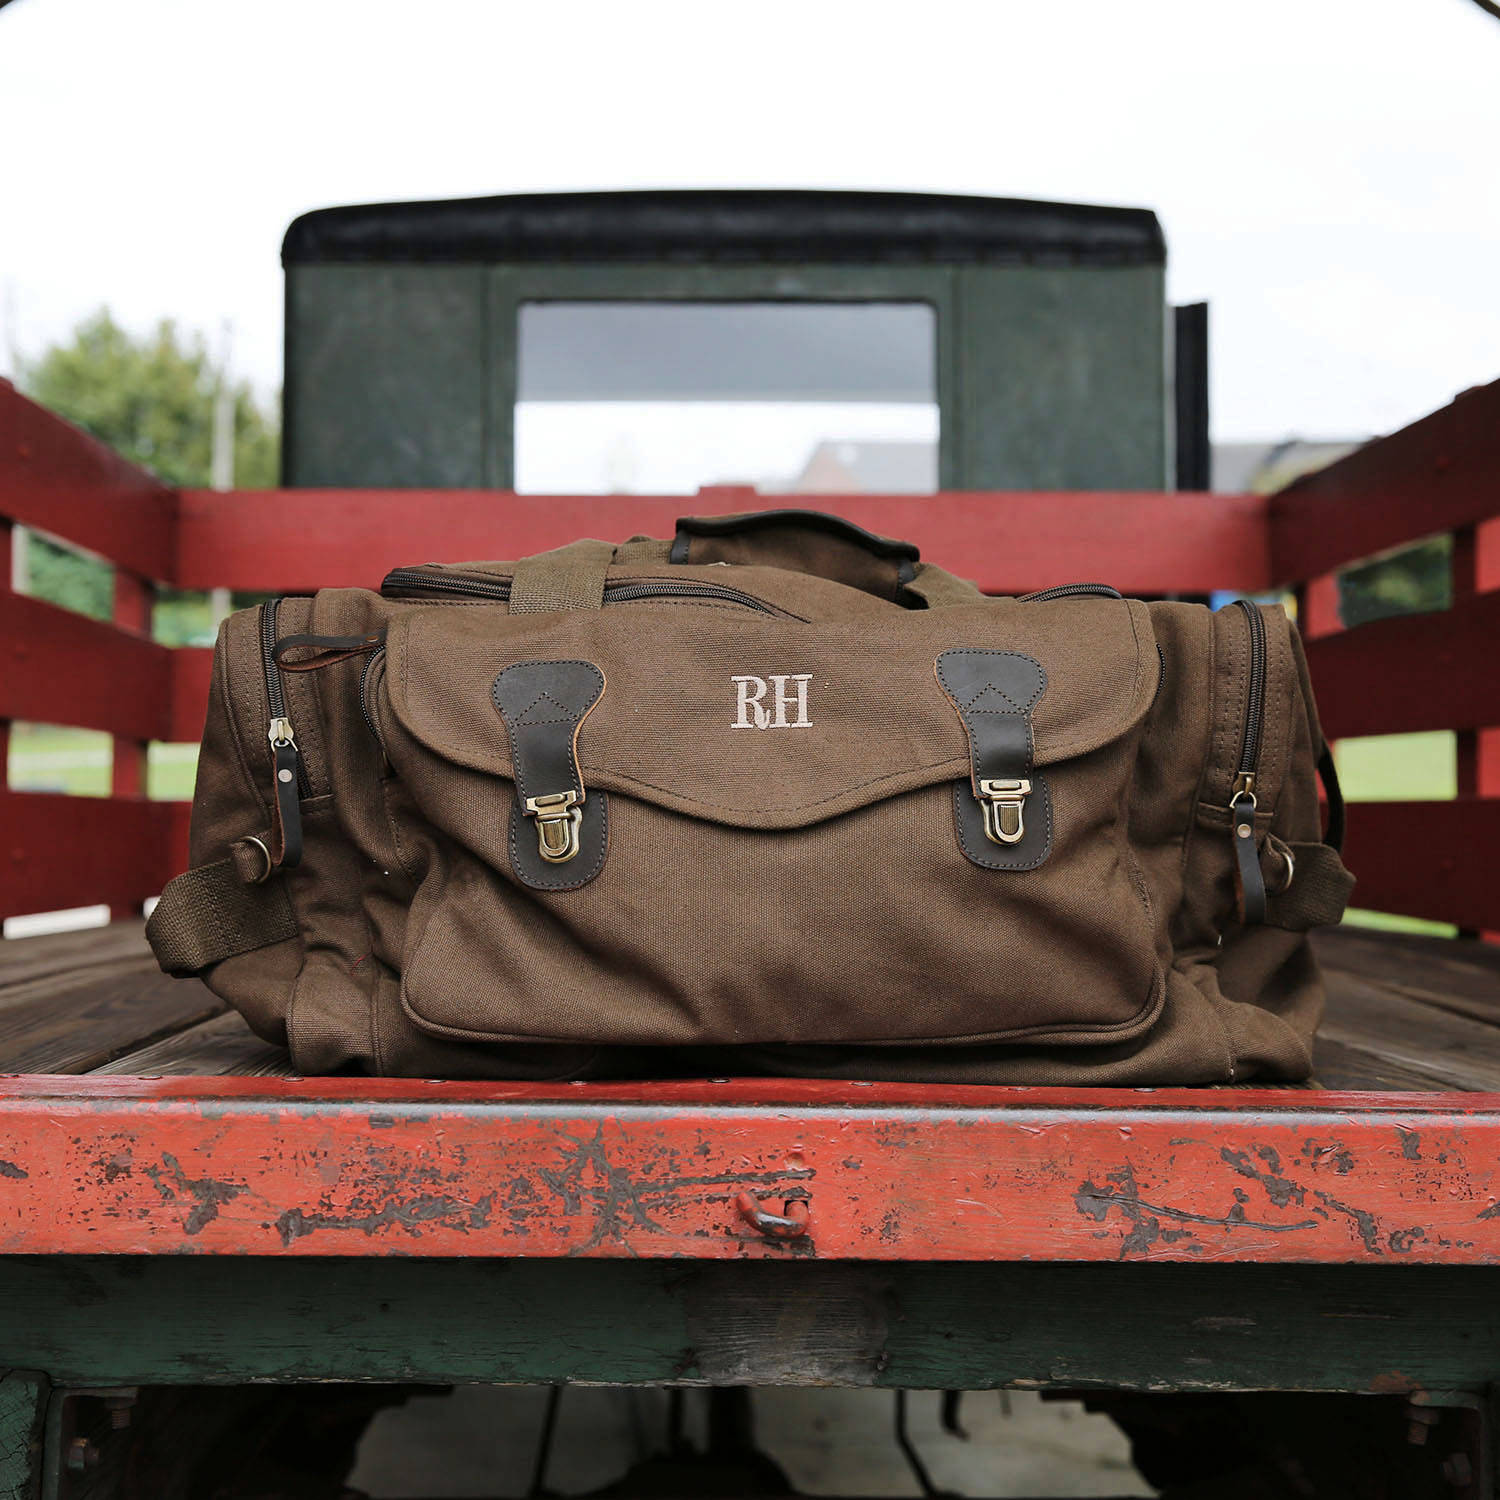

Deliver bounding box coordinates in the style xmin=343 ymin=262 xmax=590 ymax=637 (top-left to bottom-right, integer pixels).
xmin=935 ymin=649 xmax=1052 ymax=871
xmin=271 ymin=740 xmax=303 ymax=869
xmin=146 ymin=857 xmax=299 ymax=975
xmin=1318 ymin=743 xmax=1346 ymax=852
xmin=492 ymin=660 xmax=608 ymax=890
xmin=273 ymin=632 xmax=384 ymax=671
xmin=935 ymin=649 xmax=1044 ymax=794
xmin=1231 ymin=792 xmax=1267 ymax=925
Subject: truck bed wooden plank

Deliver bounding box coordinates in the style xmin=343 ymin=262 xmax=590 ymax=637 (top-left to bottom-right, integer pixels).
xmin=173 ymin=488 xmax=1272 ymax=596
xmin=0 ymin=927 xmax=222 ymax=1074
xmin=90 ymin=1011 xmax=295 ymax=1078
xmin=1 ymin=1255 xmax=1498 ymax=1393
xmin=0 ymin=1075 xmax=1497 ymax=1262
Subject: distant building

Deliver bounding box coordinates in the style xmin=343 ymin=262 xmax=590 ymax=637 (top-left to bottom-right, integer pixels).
xmin=1212 ymin=439 xmax=1363 ymax=495
xmin=782 ymin=440 xmax=939 ymax=494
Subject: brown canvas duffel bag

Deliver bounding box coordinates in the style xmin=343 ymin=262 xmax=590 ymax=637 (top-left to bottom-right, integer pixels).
xmin=147 ymin=509 xmax=1354 ymax=1084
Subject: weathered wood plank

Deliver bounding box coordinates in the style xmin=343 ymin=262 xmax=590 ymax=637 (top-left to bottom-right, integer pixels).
xmin=0 ymin=590 xmax=174 ymax=743
xmin=1307 ymin=591 xmax=1500 ymax=740
xmin=1311 ymin=1036 xmax=1459 ymax=1093
xmin=0 ymin=792 xmax=189 ymax=925
xmin=0 ymin=1078 xmax=1498 ymax=1262
xmin=0 ymin=384 xmax=176 ymax=582
xmin=1316 ymin=927 xmax=1500 ymax=1030
xmin=1319 ymin=966 xmax=1500 ymax=1093
xmin=1338 ymin=798 xmax=1500 ymax=933
xmin=1269 ymin=376 xmax=1500 ymax=582
xmin=0 ymin=1257 xmax=1498 ymax=1394
xmin=0 ymin=958 xmax=221 ymax=1074
xmin=174 ymin=488 xmax=1271 ymax=596
xmin=0 ymin=921 xmax=151 ymax=991
xmin=92 ymin=1012 xmax=294 ymax=1079
xmin=0 ymin=1370 xmax=45 ymax=1500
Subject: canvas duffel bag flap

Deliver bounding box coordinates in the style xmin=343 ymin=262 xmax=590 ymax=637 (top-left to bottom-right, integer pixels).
xmin=374 ymin=589 xmax=1164 ymax=1049
xmin=147 ymin=508 xmax=1354 ymax=1083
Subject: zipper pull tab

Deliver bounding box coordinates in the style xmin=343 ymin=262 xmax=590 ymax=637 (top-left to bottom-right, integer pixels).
xmin=1231 ymin=783 xmax=1266 ymax=924
xmin=266 ymin=717 xmax=304 ymax=871
xmin=524 ymin=791 xmax=583 ymax=863
xmin=978 ymin=778 xmax=1032 ymax=845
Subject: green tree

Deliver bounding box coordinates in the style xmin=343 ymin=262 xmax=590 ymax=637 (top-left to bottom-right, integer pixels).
xmin=18 ymin=310 xmax=279 ymax=628
xmin=21 ymin=308 xmax=278 ymax=488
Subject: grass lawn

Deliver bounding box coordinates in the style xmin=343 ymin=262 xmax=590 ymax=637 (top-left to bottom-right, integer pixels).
xmin=7 ymin=725 xmax=198 ymax=801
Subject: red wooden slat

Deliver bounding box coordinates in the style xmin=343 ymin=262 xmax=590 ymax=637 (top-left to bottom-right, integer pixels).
xmin=170 ymin=646 xmax=214 ymax=743
xmin=1307 ymin=592 xmax=1500 ymax=741
xmin=174 ymin=487 xmax=1272 ymax=595
xmin=1342 ymin=798 xmax=1500 ymax=929
xmin=0 ymin=383 xmax=176 ymax=581
xmin=0 ymin=590 xmax=172 ymax=742
xmin=0 ymin=1076 xmax=1495 ymax=1263
xmin=0 ymin=792 xmax=188 ymax=920
xmin=1270 ymin=378 xmax=1500 ymax=584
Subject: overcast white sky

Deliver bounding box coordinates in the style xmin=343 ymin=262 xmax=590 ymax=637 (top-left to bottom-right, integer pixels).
xmin=2 ymin=0 xmax=1497 ymax=442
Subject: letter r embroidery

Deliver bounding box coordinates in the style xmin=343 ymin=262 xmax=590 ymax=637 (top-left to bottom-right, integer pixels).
xmin=731 ymin=675 xmax=770 ymax=729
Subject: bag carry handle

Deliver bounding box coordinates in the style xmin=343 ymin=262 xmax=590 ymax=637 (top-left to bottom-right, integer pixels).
xmin=670 ymin=509 xmax=920 ymax=602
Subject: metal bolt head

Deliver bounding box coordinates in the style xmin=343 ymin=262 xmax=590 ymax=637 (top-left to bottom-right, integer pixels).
xmin=66 ymin=1436 xmax=99 ymax=1472
xmin=1443 ymin=1452 xmax=1473 ymax=1485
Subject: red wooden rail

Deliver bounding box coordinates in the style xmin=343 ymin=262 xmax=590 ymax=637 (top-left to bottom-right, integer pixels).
xmin=0 ymin=1075 xmax=1496 ymax=1264
xmin=3 ymin=375 xmax=1500 ymax=927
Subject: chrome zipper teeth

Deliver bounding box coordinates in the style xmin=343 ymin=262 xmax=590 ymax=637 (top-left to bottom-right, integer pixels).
xmin=359 ymin=644 xmax=386 ymax=746
xmin=600 ymin=580 xmax=775 ymax=613
xmin=260 ymin=598 xmax=288 ymax=719
xmin=1019 ymin=583 xmax=1124 ymax=602
xmin=1232 ymin=597 xmax=1268 ymax=780
xmin=380 ymin=568 xmax=776 ymax=614
xmin=261 ymin=598 xmax=311 ymax=797
xmin=381 ymin=568 xmax=511 ymax=600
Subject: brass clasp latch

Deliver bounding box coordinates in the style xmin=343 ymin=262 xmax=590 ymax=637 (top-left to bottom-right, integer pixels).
xmin=978 ymin=778 xmax=1031 ymax=845
xmin=524 ymin=790 xmax=583 ymax=863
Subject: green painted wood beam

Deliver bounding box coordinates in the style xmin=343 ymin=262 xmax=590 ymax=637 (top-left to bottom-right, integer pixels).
xmin=0 ymin=1259 xmax=1497 ymax=1395
xmin=0 ymin=1372 xmax=45 ymax=1500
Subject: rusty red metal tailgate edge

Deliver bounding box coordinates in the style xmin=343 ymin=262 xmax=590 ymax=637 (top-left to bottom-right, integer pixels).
xmin=0 ymin=1076 xmax=1494 ymax=1263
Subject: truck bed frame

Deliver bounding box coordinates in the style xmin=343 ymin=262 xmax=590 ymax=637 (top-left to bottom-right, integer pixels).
xmin=2 ymin=376 xmax=1499 ymax=1495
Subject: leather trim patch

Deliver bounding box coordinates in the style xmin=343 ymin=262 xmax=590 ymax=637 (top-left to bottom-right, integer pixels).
xmin=935 ymin=648 xmax=1051 ymax=872
xmin=492 ymin=659 xmax=608 ymax=891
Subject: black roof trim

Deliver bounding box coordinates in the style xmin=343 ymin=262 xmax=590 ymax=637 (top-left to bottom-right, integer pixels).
xmin=282 ymin=190 xmax=1164 ymax=268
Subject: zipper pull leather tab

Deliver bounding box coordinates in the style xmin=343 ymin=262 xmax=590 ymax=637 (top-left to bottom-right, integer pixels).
xmin=524 ymin=790 xmax=583 ymax=863
xmin=266 ymin=717 xmax=304 ymax=871
xmin=978 ymin=778 xmax=1032 ymax=845
xmin=1231 ymin=785 xmax=1266 ymax=924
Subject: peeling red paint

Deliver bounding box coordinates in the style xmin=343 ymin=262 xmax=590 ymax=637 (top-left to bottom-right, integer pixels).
xmin=0 ymin=1079 xmax=1496 ymax=1262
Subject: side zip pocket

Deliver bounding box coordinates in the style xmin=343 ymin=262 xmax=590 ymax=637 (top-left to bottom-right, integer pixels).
xmin=259 ymin=598 xmax=307 ymax=874
xmin=1229 ymin=598 xmax=1268 ymax=924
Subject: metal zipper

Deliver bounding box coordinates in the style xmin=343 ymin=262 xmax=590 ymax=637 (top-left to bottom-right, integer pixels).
xmin=380 ymin=567 xmax=777 ymax=614
xmin=1019 ymin=582 xmax=1124 ymax=602
xmin=1229 ymin=597 xmax=1270 ymax=922
xmin=1230 ymin=598 xmax=1267 ymax=798
xmin=359 ymin=644 xmax=386 ymax=747
xmin=260 ymin=599 xmax=310 ymax=797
